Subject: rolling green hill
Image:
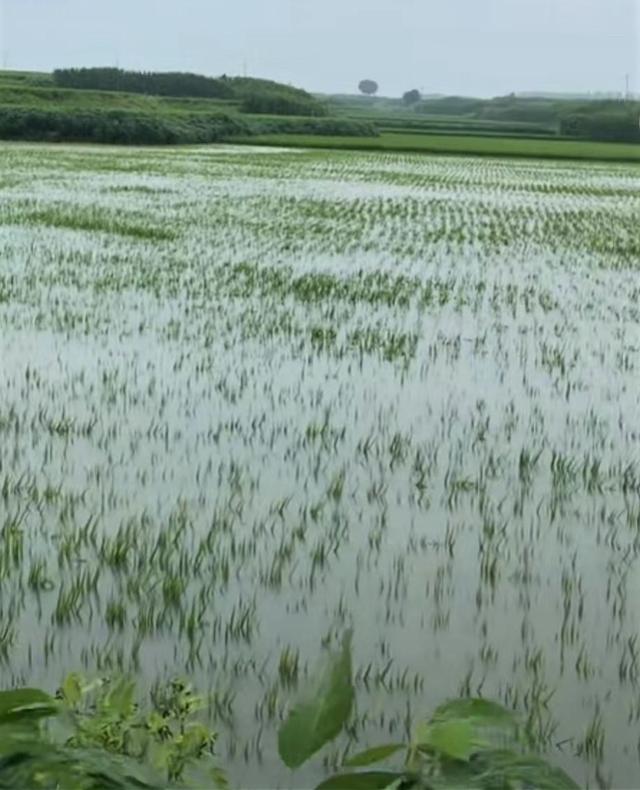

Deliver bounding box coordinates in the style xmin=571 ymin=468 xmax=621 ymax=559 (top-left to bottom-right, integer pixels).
xmin=1 ymin=69 xmax=638 ymax=159
xmin=0 ymin=69 xmax=375 ymax=145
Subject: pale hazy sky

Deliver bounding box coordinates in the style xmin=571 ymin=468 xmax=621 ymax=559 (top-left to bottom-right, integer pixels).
xmin=1 ymin=0 xmax=639 ymax=97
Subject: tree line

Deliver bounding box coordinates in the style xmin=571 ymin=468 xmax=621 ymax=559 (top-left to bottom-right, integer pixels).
xmin=53 ymin=68 xmax=234 ymax=99
xmin=560 ymin=102 xmax=640 ymax=143
xmin=52 ymin=68 xmax=328 ymax=117
xmin=412 ymin=94 xmax=640 ymax=143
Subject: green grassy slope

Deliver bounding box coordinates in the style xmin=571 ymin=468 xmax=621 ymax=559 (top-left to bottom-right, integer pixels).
xmin=0 ymin=69 xmax=231 ymax=111
xmin=241 ymin=131 xmax=640 ymax=163
xmin=0 ymin=69 xmax=375 ymax=144
xmin=0 ymin=84 xmax=237 ymax=114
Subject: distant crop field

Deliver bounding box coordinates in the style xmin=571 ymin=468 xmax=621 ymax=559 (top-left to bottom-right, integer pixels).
xmin=1 ymin=142 xmax=640 ymax=788
xmin=243 ymin=130 xmax=640 ymax=162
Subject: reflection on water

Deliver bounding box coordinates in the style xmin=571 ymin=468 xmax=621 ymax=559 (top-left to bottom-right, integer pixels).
xmin=1 ymin=143 xmax=640 ymax=787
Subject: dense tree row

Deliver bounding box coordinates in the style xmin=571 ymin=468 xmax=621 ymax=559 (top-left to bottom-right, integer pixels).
xmin=413 ymin=94 xmax=640 ymax=143
xmin=53 ymin=68 xmax=234 ymax=99
xmin=52 ymin=68 xmax=328 ymax=117
xmin=0 ymin=108 xmax=247 ymax=144
xmin=245 ymin=116 xmax=376 ymax=136
xmin=240 ymin=93 xmax=327 ymax=117
xmin=560 ymin=103 xmax=640 ymax=143
xmin=0 ymin=107 xmax=374 ymax=145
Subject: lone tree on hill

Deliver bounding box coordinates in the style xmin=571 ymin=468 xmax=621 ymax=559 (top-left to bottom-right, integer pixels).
xmin=358 ymin=79 xmax=379 ymax=96
xmin=403 ymin=89 xmax=421 ymax=105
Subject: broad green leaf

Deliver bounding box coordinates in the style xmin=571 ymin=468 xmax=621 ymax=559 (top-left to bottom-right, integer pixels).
xmin=344 ymin=744 xmax=405 ymax=767
xmin=0 ymin=688 xmax=58 ymax=723
xmin=279 ymin=631 xmax=354 ymax=769
xmin=416 ymin=719 xmax=475 ymax=761
xmin=421 ymin=697 xmax=521 ymax=756
xmin=62 ymin=673 xmax=83 ymax=706
xmin=316 ymin=771 xmax=405 ymax=790
xmin=61 ymin=745 xmax=166 ymax=788
xmin=431 ymin=698 xmax=516 ymax=726
xmin=0 ymin=736 xmax=163 ymax=789
xmin=475 ymin=750 xmax=580 ymax=789
xmin=428 ymin=758 xmax=485 ymax=789
xmin=0 ymin=723 xmax=44 ymax=751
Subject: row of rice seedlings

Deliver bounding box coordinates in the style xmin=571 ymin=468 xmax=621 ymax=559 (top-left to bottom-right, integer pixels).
xmin=1 ymin=141 xmax=639 ymax=787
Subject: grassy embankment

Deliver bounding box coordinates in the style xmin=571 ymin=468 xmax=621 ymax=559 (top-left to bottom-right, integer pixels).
xmin=243 ymin=131 xmax=640 ymax=163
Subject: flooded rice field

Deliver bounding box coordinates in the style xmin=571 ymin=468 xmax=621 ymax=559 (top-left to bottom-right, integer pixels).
xmin=1 ymin=142 xmax=640 ymax=787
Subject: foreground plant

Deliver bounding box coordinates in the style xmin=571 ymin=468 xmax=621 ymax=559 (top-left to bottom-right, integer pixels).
xmin=0 ymin=635 xmax=579 ymax=789
xmin=0 ymin=676 xmax=224 ymax=789
xmin=277 ymin=632 xmax=579 ymax=789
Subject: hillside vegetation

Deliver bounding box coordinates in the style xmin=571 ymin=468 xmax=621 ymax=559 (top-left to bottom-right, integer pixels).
xmin=53 ymin=67 xmax=328 ymax=117
xmin=0 ymin=69 xmax=375 ymax=144
xmin=1 ymin=69 xmax=638 ymax=154
xmin=327 ymin=93 xmax=640 ymax=144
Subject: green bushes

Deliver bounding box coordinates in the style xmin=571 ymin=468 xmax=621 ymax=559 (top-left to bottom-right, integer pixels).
xmin=52 ymin=68 xmax=328 ymax=117
xmin=374 ymin=115 xmax=556 ymax=137
xmin=415 ymin=96 xmax=486 ymax=116
xmin=411 ymin=95 xmax=640 ymax=143
xmin=415 ymin=96 xmax=561 ymax=127
xmin=54 ymin=67 xmax=234 ymax=100
xmin=478 ymin=96 xmax=561 ymax=126
xmin=229 ymin=75 xmax=328 ymax=117
xmin=0 ymin=106 xmax=374 ymax=144
xmin=0 ymin=107 xmax=249 ymax=144
xmin=247 ymin=115 xmax=377 ymax=137
xmin=0 ymin=677 xmax=223 ymax=789
xmin=560 ymin=102 xmax=640 ymax=143
xmin=240 ymin=92 xmax=327 ymax=117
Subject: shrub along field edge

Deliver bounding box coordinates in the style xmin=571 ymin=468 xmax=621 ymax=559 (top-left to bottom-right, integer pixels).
xmin=0 ymin=107 xmax=377 ymax=145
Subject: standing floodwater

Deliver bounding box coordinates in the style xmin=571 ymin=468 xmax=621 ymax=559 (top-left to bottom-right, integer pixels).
xmin=1 ymin=143 xmax=640 ymax=787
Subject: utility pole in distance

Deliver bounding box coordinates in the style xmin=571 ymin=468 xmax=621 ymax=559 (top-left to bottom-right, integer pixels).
xmin=0 ymin=0 xmax=9 ymax=70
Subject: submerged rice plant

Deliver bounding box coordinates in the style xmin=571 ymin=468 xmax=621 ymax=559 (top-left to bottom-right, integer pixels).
xmin=0 ymin=141 xmax=639 ymax=787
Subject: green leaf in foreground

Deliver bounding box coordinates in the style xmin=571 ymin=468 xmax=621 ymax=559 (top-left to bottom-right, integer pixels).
xmin=419 ymin=697 xmax=521 ymax=759
xmin=431 ymin=698 xmax=516 ymax=726
xmin=475 ymin=751 xmax=580 ymax=789
xmin=278 ymin=631 xmax=354 ymax=769
xmin=0 ymin=740 xmax=165 ymax=790
xmin=344 ymin=744 xmax=405 ymax=767
xmin=416 ymin=719 xmax=476 ymax=761
xmin=316 ymin=771 xmax=405 ymax=790
xmin=0 ymin=688 xmax=59 ymax=724
xmin=428 ymin=758 xmax=486 ymax=789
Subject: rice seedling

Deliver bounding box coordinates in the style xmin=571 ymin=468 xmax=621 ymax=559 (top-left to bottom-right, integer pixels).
xmin=0 ymin=140 xmax=639 ymax=787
